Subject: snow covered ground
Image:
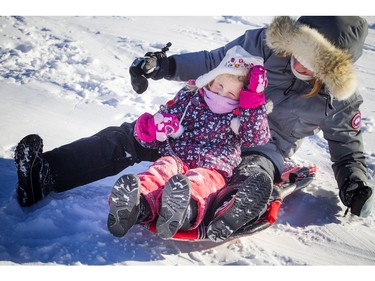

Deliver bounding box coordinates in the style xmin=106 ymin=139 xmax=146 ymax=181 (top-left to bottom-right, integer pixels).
xmin=0 ymin=11 xmax=374 ymax=278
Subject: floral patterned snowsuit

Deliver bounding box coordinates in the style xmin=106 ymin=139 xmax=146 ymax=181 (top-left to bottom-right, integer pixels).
xmin=134 ymin=85 xmax=270 ymax=228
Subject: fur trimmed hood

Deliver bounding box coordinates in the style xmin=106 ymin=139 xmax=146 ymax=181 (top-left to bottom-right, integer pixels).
xmin=265 ymin=16 xmax=367 ymax=100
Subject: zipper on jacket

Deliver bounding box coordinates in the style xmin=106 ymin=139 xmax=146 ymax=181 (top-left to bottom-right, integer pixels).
xmin=324 ymin=94 xmax=335 ymax=116
xmin=283 ymin=77 xmax=296 ymax=96
xmin=282 ymin=59 xmax=291 ymax=74
xmin=282 ymin=59 xmax=297 ymax=96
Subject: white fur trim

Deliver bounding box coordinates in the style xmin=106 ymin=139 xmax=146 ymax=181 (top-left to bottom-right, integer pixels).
xmin=266 ymin=16 xmax=358 ymax=100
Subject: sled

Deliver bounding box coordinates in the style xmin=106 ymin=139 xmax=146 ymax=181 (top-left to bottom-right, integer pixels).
xmin=143 ymin=162 xmax=317 ymax=241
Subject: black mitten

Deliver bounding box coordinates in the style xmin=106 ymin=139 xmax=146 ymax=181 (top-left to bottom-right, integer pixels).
xmin=129 ymin=57 xmax=149 ymax=94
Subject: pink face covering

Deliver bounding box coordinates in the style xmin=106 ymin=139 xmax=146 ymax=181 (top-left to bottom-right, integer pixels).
xmin=203 ymin=87 xmax=239 ymax=114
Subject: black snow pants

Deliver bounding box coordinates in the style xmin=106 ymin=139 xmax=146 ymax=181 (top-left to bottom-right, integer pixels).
xmin=43 ymin=121 xmax=160 ymax=192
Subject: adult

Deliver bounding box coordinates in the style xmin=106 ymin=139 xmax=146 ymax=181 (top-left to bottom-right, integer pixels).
xmin=128 ymin=16 xmax=374 ymax=241
xmin=14 ymin=16 xmax=374 ymax=242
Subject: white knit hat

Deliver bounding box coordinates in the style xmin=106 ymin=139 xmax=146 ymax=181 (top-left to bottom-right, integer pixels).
xmin=195 ymin=46 xmax=264 ymax=88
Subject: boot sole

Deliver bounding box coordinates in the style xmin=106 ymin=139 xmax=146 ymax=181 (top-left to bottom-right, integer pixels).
xmin=156 ymin=174 xmax=191 ymax=239
xmin=207 ymin=172 xmax=272 ymax=242
xmin=107 ymin=174 xmax=140 ymax=237
xmin=14 ymin=134 xmax=43 ymax=207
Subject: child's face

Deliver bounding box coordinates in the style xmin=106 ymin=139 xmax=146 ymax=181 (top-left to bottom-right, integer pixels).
xmin=209 ymin=74 xmax=244 ymax=101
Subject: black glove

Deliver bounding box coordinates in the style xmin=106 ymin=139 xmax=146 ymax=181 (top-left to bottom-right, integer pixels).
xmin=142 ymin=50 xmax=171 ymax=80
xmin=339 ymin=180 xmax=374 ymax=217
xmin=129 ymin=42 xmax=173 ymax=94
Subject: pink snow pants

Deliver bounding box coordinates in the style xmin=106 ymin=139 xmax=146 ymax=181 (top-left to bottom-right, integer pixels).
xmin=139 ymin=156 xmax=226 ymax=229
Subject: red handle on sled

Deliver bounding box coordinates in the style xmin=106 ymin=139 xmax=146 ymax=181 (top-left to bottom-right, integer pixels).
xmin=146 ymin=223 xmax=202 ymax=241
xmin=266 ymin=199 xmax=282 ymax=223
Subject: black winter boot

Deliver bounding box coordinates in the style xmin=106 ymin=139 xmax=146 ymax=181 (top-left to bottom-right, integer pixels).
xmin=207 ymin=169 xmax=273 ymax=242
xmin=156 ymin=174 xmax=192 ymax=239
xmin=137 ymin=195 xmax=152 ymax=223
xmin=14 ymin=134 xmax=55 ymax=207
xmin=107 ymin=174 xmax=141 ymax=237
xmin=179 ymin=199 xmax=198 ymax=231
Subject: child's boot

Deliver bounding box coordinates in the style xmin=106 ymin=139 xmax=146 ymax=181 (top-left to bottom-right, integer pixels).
xmin=156 ymin=174 xmax=192 ymax=239
xmin=107 ymin=174 xmax=141 ymax=237
xmin=137 ymin=195 xmax=152 ymax=223
xmin=179 ymin=199 xmax=198 ymax=231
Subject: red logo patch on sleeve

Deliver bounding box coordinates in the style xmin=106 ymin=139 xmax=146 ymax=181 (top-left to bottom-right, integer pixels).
xmin=351 ymin=112 xmax=361 ymax=129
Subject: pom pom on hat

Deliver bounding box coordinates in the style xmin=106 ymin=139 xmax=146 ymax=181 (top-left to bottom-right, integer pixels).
xmin=195 ymin=46 xmax=264 ymax=88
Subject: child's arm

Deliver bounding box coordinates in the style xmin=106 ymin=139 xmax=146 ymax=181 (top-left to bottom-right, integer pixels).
xmin=237 ymin=65 xmax=271 ymax=146
xmin=134 ymin=112 xmax=182 ymax=148
xmin=240 ymin=65 xmax=267 ymax=109
xmin=237 ymin=105 xmax=270 ymax=147
xmin=134 ymin=86 xmax=191 ymax=148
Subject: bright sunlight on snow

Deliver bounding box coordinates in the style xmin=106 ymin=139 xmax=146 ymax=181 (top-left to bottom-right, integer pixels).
xmin=0 ymin=9 xmax=374 ymax=279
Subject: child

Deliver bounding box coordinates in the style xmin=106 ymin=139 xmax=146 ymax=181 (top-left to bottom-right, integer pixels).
xmin=107 ymin=46 xmax=271 ymax=240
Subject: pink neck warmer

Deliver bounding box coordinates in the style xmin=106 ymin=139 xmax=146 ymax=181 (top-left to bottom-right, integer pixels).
xmin=202 ymin=87 xmax=239 ymax=114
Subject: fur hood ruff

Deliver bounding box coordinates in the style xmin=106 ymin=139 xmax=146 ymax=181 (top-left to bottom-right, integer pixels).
xmin=266 ymin=16 xmax=358 ymax=100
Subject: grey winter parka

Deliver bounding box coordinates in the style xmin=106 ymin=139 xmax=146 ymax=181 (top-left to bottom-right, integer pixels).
xmin=166 ymin=16 xmax=369 ymax=189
